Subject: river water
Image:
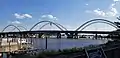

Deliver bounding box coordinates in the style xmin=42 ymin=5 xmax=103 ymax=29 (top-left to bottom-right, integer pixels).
xmin=31 ymin=38 xmax=108 ymax=50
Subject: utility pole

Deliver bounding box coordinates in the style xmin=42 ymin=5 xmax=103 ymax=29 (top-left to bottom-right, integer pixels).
xmin=45 ymin=36 xmax=48 ymax=50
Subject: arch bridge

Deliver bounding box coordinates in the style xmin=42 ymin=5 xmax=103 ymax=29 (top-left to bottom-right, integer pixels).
xmin=0 ymin=19 xmax=120 ymax=52
xmin=0 ymin=19 xmax=119 ymax=39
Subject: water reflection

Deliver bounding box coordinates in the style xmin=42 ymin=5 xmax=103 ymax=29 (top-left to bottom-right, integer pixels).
xmin=32 ymin=38 xmax=108 ymax=50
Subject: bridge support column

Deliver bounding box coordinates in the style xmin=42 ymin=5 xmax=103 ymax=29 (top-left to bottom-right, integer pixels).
xmin=95 ymin=33 xmax=98 ymax=39
xmin=23 ymin=34 xmax=27 ymax=38
xmin=67 ymin=33 xmax=73 ymax=39
xmin=0 ymin=34 xmax=1 ymax=38
xmin=19 ymin=33 xmax=22 ymax=49
xmin=3 ymin=34 xmax=5 ymax=38
xmin=57 ymin=33 xmax=61 ymax=39
xmin=6 ymin=34 xmax=11 ymax=52
xmin=73 ymin=33 xmax=78 ymax=39
xmin=38 ymin=33 xmax=43 ymax=38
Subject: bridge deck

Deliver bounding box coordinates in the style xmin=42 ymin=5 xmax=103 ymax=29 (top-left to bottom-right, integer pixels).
xmin=0 ymin=30 xmax=119 ymax=34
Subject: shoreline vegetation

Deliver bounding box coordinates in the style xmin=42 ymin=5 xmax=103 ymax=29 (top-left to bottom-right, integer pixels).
xmin=35 ymin=40 xmax=120 ymax=58
xmin=11 ymin=40 xmax=120 ymax=58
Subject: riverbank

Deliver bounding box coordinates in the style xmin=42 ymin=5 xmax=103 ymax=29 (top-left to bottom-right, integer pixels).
xmin=36 ymin=40 xmax=120 ymax=58
xmin=10 ymin=40 xmax=120 ymax=58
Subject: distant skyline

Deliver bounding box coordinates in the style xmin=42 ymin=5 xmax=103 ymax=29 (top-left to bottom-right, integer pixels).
xmin=0 ymin=0 xmax=120 ymax=31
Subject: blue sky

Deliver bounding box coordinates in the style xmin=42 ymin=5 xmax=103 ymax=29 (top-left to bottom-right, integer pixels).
xmin=0 ymin=0 xmax=120 ymax=31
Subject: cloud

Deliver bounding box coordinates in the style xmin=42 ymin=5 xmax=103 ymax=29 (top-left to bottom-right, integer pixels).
xmin=113 ymin=0 xmax=119 ymax=2
xmin=85 ymin=0 xmax=120 ymax=18
xmin=111 ymin=3 xmax=115 ymax=6
xmin=14 ymin=13 xmax=32 ymax=19
xmin=93 ymin=8 xmax=106 ymax=17
xmin=11 ymin=20 xmax=21 ymax=24
xmin=24 ymin=14 xmax=32 ymax=18
xmin=86 ymin=1 xmax=119 ymax=17
xmin=41 ymin=14 xmax=58 ymax=21
xmin=94 ymin=8 xmax=117 ymax=17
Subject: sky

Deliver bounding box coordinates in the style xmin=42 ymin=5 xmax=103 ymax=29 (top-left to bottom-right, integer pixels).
xmin=0 ymin=0 xmax=120 ymax=31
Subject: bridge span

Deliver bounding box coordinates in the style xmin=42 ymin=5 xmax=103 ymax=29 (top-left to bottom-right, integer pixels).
xmin=0 ymin=30 xmax=119 ymax=38
xmin=0 ymin=19 xmax=120 ymax=52
xmin=0 ymin=30 xmax=119 ymax=52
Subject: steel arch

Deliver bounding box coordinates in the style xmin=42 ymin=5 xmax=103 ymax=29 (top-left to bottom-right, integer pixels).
xmin=17 ymin=26 xmax=28 ymax=31
xmin=11 ymin=26 xmax=28 ymax=31
xmin=55 ymin=23 xmax=68 ymax=31
xmin=30 ymin=21 xmax=67 ymax=31
xmin=80 ymin=21 xmax=118 ymax=31
xmin=39 ymin=23 xmax=50 ymax=30
xmin=76 ymin=19 xmax=118 ymax=31
xmin=39 ymin=22 xmax=67 ymax=31
xmin=2 ymin=24 xmax=21 ymax=32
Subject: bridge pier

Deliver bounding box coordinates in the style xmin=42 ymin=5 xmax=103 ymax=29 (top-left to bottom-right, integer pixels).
xmin=0 ymin=34 xmax=2 ymax=38
xmin=22 ymin=33 xmax=27 ymax=38
xmin=38 ymin=33 xmax=43 ymax=38
xmin=95 ymin=33 xmax=98 ymax=39
xmin=73 ymin=33 xmax=78 ymax=39
xmin=19 ymin=33 xmax=23 ymax=49
xmin=57 ymin=33 xmax=61 ymax=39
xmin=67 ymin=33 xmax=73 ymax=38
xmin=6 ymin=34 xmax=11 ymax=52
